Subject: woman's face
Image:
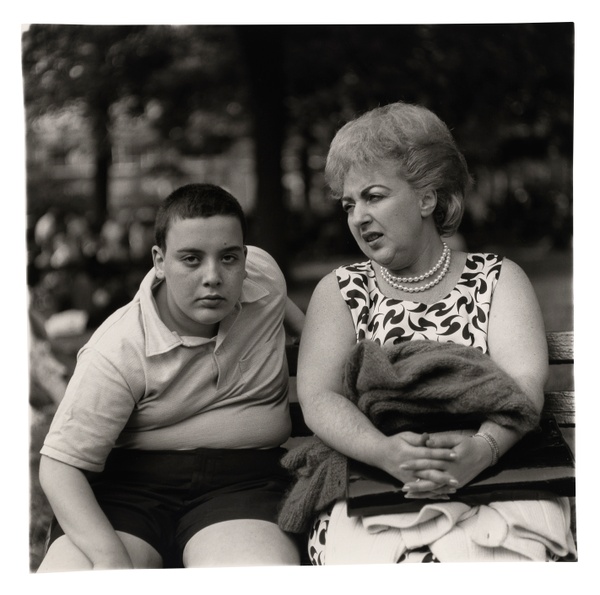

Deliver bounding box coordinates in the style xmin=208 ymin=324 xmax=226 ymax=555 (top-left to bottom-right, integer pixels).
xmin=340 ymin=160 xmax=435 ymax=271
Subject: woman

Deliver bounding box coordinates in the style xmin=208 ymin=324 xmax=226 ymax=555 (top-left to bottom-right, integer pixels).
xmin=296 ymin=101 xmax=573 ymax=563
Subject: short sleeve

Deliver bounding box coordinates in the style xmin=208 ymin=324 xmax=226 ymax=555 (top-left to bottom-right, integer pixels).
xmin=40 ymin=347 xmax=139 ymax=472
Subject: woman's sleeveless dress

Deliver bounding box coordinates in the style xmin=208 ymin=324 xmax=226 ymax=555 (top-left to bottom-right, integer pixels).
xmin=307 ymin=253 xmax=503 ymax=565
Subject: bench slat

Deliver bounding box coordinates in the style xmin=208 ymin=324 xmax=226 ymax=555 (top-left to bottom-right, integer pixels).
xmin=546 ymin=331 xmax=574 ymax=364
xmin=543 ymin=390 xmax=575 ymax=425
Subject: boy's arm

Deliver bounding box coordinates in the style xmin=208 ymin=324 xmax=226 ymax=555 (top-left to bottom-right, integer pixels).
xmin=39 ymin=455 xmax=133 ymax=569
xmin=283 ymin=298 xmax=305 ymax=343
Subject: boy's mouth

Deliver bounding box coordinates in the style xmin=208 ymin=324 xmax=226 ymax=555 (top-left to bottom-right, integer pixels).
xmin=197 ymin=295 xmax=225 ymax=306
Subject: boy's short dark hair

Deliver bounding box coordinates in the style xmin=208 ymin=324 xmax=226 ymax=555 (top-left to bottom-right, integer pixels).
xmin=154 ymin=183 xmax=247 ymax=251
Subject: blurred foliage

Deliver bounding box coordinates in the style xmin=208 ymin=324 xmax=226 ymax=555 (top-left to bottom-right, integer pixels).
xmin=23 ymin=25 xmax=247 ymax=227
xmin=22 ymin=23 xmax=573 ymax=319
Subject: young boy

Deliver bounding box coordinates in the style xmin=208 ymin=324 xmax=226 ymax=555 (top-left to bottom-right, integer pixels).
xmin=37 ymin=183 xmax=304 ymax=571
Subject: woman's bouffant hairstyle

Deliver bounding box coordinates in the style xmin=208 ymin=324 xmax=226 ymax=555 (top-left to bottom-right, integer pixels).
xmin=154 ymin=183 xmax=247 ymax=251
xmin=325 ymin=102 xmax=472 ymax=237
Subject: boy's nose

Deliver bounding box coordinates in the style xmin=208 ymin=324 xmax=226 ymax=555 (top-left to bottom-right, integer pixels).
xmin=202 ymin=261 xmax=222 ymax=285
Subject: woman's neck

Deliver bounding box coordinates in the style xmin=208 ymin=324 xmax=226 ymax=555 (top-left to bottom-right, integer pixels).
xmin=386 ymin=238 xmax=446 ymax=278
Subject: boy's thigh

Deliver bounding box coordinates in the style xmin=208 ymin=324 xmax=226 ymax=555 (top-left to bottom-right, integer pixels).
xmin=175 ymin=447 xmax=297 ymax=567
xmin=182 ymin=519 xmax=300 ymax=567
xmin=37 ymin=532 xmax=162 ymax=572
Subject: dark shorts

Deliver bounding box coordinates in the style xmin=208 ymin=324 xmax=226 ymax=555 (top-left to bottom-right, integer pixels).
xmin=47 ymin=446 xmax=292 ymax=565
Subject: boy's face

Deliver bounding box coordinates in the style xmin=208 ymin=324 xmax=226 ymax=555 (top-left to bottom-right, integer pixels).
xmin=152 ymin=215 xmax=247 ymax=337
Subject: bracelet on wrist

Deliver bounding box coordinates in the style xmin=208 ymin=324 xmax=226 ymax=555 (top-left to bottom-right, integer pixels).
xmin=473 ymin=432 xmax=500 ymax=466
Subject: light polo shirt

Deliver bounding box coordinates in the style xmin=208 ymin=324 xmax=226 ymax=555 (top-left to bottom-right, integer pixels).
xmin=41 ymin=246 xmax=291 ymax=473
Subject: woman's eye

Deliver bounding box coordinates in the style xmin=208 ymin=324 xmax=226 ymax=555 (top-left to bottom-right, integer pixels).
xmin=341 ymin=202 xmax=354 ymax=213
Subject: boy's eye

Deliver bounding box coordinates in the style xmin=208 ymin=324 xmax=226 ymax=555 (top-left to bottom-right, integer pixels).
xmin=222 ymin=254 xmax=238 ymax=264
xmin=182 ymin=255 xmax=200 ymax=265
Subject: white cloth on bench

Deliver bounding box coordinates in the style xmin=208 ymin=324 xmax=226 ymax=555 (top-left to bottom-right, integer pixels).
xmin=324 ymin=497 xmax=576 ymax=564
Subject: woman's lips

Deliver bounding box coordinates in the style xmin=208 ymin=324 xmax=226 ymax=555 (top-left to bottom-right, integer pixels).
xmin=362 ymin=231 xmax=383 ymax=243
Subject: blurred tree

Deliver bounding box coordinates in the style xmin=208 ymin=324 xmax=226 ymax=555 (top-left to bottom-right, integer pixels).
xmin=235 ymin=26 xmax=288 ymax=270
xmin=22 ymin=25 xmax=246 ymax=231
xmin=23 ymin=23 xmax=574 ymax=279
xmin=281 ymin=23 xmax=573 ymax=167
xmin=278 ymin=23 xmax=573 ymax=249
xmin=142 ymin=26 xmax=248 ymax=156
xmin=23 ymin=26 xmax=169 ymax=228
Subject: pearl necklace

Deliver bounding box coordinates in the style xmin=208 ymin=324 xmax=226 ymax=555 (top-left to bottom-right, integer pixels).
xmin=384 ymin=243 xmax=450 ymax=283
xmin=379 ymin=244 xmax=451 ymax=293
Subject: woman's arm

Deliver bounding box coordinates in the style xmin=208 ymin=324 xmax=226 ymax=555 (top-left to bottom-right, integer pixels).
xmin=407 ymin=258 xmax=549 ymax=492
xmin=39 ymin=455 xmax=133 ymax=569
xmin=470 ymin=257 xmax=547 ymax=465
xmin=298 ymin=272 xmax=455 ymax=483
xmin=487 ymin=257 xmax=548 ymax=414
xmin=470 ymin=257 xmax=547 ymax=458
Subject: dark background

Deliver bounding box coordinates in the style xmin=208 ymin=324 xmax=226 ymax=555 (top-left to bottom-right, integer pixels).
xmin=22 ymin=23 xmax=574 ymax=572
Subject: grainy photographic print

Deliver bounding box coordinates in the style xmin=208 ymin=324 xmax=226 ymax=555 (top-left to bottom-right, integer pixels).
xmin=15 ymin=8 xmax=588 ymax=591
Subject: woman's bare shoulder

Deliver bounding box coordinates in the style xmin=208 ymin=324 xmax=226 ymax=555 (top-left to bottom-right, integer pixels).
xmin=496 ymin=256 xmax=534 ymax=292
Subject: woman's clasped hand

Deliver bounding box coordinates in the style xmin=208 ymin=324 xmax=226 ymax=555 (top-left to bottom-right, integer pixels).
xmin=398 ymin=431 xmax=498 ymax=498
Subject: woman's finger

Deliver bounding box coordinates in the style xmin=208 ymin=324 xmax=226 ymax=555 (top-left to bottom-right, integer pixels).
xmin=414 ymin=469 xmax=459 ymax=486
xmin=403 ymin=482 xmax=455 ymax=499
xmin=399 ymin=431 xmax=430 ymax=446
xmin=402 ymin=478 xmax=441 ymax=493
xmin=419 ymin=447 xmax=457 ymax=461
xmin=402 ymin=471 xmax=458 ymax=493
xmin=425 ymin=434 xmax=464 ymax=448
xmin=400 ymin=458 xmax=449 ymax=471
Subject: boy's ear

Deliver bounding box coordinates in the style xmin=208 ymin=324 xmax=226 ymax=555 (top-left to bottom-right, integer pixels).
xmin=151 ymin=246 xmax=165 ymax=279
xmin=419 ymin=189 xmax=437 ymax=218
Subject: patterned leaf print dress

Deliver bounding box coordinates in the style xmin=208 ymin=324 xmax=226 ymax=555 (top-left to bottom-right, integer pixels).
xmin=306 ymin=253 xmax=503 ymax=565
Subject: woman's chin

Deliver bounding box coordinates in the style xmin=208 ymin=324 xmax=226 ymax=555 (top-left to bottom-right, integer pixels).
xmin=366 ymin=248 xmax=395 ymax=268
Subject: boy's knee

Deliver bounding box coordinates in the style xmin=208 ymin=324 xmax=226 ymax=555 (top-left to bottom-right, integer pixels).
xmin=36 ymin=536 xmax=93 ymax=573
xmin=116 ymin=531 xmax=163 ymax=569
xmin=183 ymin=519 xmax=300 ymax=567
